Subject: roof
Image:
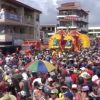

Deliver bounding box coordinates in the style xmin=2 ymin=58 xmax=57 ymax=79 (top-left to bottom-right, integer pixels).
xmin=61 ymin=2 xmax=80 ymax=7
xmin=3 ymin=0 xmax=41 ymax=13
xmin=57 ymin=6 xmax=80 ymax=10
xmin=57 ymin=2 xmax=80 ymax=10
xmin=57 ymin=2 xmax=89 ymax=14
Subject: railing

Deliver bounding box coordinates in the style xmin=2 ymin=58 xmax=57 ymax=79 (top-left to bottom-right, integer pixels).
xmin=80 ymin=27 xmax=88 ymax=32
xmin=0 ymin=34 xmax=12 ymax=42
xmin=0 ymin=11 xmax=22 ymax=22
xmin=57 ymin=14 xmax=88 ymax=22
xmin=0 ymin=32 xmax=35 ymax=40
xmin=58 ymin=12 xmax=77 ymax=16
xmin=78 ymin=17 xmax=88 ymax=22
xmin=12 ymin=33 xmax=34 ymax=40
xmin=57 ymin=24 xmax=77 ymax=28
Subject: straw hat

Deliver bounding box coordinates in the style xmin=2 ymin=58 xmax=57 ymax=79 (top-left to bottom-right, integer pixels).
xmin=0 ymin=93 xmax=17 ymax=100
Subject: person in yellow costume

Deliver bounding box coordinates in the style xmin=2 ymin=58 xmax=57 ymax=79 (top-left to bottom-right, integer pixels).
xmin=59 ymin=93 xmax=65 ymax=100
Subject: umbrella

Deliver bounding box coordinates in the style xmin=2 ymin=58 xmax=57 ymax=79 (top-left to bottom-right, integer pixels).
xmin=24 ymin=62 xmax=33 ymax=69
xmin=27 ymin=60 xmax=55 ymax=73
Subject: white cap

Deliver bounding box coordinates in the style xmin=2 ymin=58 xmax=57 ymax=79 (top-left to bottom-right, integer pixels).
xmin=92 ymin=75 xmax=98 ymax=82
xmin=72 ymin=84 xmax=77 ymax=89
xmin=48 ymin=77 xmax=53 ymax=82
xmin=80 ymin=67 xmax=85 ymax=71
xmin=82 ymin=86 xmax=89 ymax=91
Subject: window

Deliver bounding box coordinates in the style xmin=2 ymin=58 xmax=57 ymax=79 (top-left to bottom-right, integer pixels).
xmin=42 ymin=27 xmax=46 ymax=31
xmin=60 ymin=21 xmax=72 ymax=26
xmin=20 ymin=28 xmax=25 ymax=34
xmin=26 ymin=14 xmax=32 ymax=23
xmin=52 ymin=27 xmax=55 ymax=31
xmin=94 ymin=29 xmax=100 ymax=32
xmin=48 ymin=27 xmax=51 ymax=31
xmin=97 ymin=33 xmax=100 ymax=36
xmin=88 ymin=30 xmax=93 ymax=32
xmin=36 ymin=14 xmax=39 ymax=21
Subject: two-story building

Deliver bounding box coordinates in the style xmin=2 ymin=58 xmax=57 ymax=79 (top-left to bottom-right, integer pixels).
xmin=40 ymin=24 xmax=56 ymax=44
xmin=0 ymin=0 xmax=41 ymax=48
xmin=57 ymin=2 xmax=89 ymax=33
xmin=88 ymin=26 xmax=100 ymax=38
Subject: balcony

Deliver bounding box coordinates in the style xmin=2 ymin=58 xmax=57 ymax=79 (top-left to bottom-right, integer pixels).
xmin=0 ymin=32 xmax=34 ymax=41
xmin=57 ymin=15 xmax=88 ymax=23
xmin=80 ymin=27 xmax=88 ymax=32
xmin=13 ymin=33 xmax=34 ymax=40
xmin=0 ymin=11 xmax=22 ymax=24
xmin=0 ymin=34 xmax=12 ymax=42
xmin=78 ymin=17 xmax=88 ymax=23
xmin=23 ymin=18 xmax=34 ymax=26
xmin=57 ymin=14 xmax=78 ymax=18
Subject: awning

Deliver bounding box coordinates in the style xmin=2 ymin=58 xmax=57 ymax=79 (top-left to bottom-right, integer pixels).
xmin=0 ymin=45 xmax=13 ymax=47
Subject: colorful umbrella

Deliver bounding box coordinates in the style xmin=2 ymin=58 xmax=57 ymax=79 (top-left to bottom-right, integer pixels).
xmin=24 ymin=62 xmax=34 ymax=69
xmin=27 ymin=60 xmax=55 ymax=73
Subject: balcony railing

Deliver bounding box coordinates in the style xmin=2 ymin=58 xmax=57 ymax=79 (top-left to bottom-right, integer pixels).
xmin=0 ymin=11 xmax=22 ymax=22
xmin=0 ymin=33 xmax=12 ymax=42
xmin=78 ymin=17 xmax=88 ymax=23
xmin=57 ymin=15 xmax=88 ymax=22
xmin=80 ymin=27 xmax=88 ymax=32
xmin=0 ymin=33 xmax=35 ymax=41
xmin=12 ymin=33 xmax=34 ymax=40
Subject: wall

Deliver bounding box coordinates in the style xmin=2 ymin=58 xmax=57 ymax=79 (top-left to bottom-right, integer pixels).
xmin=0 ymin=34 xmax=12 ymax=42
xmin=33 ymin=12 xmax=40 ymax=40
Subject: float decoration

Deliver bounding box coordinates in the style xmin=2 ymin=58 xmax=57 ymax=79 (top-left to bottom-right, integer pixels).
xmin=49 ymin=30 xmax=90 ymax=52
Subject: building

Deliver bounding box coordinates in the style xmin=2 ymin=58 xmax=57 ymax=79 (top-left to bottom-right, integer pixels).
xmin=0 ymin=0 xmax=41 ymax=48
xmin=88 ymin=26 xmax=100 ymax=38
xmin=57 ymin=2 xmax=89 ymax=33
xmin=40 ymin=24 xmax=56 ymax=43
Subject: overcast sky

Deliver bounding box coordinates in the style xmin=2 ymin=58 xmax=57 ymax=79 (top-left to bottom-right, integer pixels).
xmin=19 ymin=0 xmax=100 ymax=26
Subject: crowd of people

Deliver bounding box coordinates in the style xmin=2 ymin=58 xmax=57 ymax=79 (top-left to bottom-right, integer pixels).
xmin=0 ymin=40 xmax=100 ymax=100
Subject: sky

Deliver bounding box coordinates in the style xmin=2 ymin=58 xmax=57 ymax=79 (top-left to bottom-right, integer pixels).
xmin=19 ymin=0 xmax=100 ymax=26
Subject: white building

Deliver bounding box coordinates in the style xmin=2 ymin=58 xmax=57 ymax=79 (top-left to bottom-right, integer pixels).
xmin=57 ymin=2 xmax=89 ymax=33
xmin=88 ymin=26 xmax=100 ymax=38
xmin=0 ymin=0 xmax=41 ymax=47
xmin=40 ymin=24 xmax=56 ymax=43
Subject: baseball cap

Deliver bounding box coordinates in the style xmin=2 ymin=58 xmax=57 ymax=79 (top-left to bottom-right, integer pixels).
xmin=50 ymin=89 xmax=59 ymax=94
xmin=72 ymin=84 xmax=78 ymax=89
xmin=48 ymin=77 xmax=53 ymax=82
xmin=82 ymin=86 xmax=89 ymax=92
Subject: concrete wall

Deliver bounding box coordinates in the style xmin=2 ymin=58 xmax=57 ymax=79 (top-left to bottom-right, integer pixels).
xmin=33 ymin=12 xmax=40 ymax=40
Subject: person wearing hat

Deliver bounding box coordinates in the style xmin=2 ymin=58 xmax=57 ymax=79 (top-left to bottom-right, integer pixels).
xmin=64 ymin=91 xmax=73 ymax=100
xmin=45 ymin=77 xmax=54 ymax=90
xmin=36 ymin=85 xmax=46 ymax=100
xmin=59 ymin=86 xmax=70 ymax=100
xmin=50 ymin=88 xmax=59 ymax=100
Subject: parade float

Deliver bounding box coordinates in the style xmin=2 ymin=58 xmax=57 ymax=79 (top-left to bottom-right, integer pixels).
xmin=49 ymin=30 xmax=90 ymax=52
